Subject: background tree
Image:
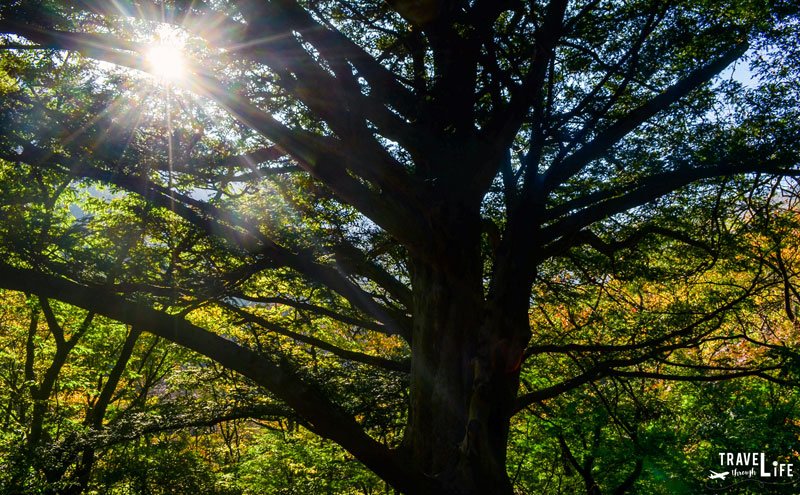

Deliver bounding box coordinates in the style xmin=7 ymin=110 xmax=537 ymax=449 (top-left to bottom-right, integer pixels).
xmin=0 ymin=0 xmax=799 ymax=493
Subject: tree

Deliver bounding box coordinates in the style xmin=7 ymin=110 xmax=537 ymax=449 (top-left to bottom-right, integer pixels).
xmin=0 ymin=289 xmax=243 ymax=493
xmin=0 ymin=0 xmax=799 ymax=493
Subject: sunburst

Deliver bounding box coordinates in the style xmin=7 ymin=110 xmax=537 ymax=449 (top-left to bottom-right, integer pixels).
xmin=146 ymin=42 xmax=186 ymax=82
xmin=145 ymin=26 xmax=188 ymax=83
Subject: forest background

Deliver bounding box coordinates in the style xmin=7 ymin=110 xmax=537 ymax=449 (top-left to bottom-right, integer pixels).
xmin=0 ymin=0 xmax=800 ymax=493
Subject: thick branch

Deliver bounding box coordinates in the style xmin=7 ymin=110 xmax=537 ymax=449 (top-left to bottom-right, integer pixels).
xmin=539 ymin=160 xmax=799 ymax=252
xmin=0 ymin=19 xmax=428 ymax=250
xmin=482 ymin=0 xmax=568 ymax=153
xmin=542 ymin=42 xmax=748 ymax=191
xmin=0 ymin=262 xmax=433 ymax=494
xmin=4 ymin=144 xmax=412 ymax=340
xmin=555 ymin=225 xmax=714 ymax=259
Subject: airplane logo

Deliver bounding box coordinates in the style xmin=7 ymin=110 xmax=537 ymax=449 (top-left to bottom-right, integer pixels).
xmin=709 ymin=471 xmax=730 ymax=480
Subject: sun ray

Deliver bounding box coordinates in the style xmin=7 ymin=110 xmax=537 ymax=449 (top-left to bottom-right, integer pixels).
xmin=59 ymin=83 xmax=152 ymax=156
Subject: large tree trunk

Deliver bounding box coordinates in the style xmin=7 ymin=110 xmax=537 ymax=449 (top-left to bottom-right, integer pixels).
xmin=404 ymin=207 xmax=530 ymax=494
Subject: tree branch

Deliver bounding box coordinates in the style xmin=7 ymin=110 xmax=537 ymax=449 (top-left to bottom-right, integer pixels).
xmin=0 ymin=18 xmax=429 ymax=251
xmin=542 ymin=42 xmax=749 ymax=191
xmin=539 ymin=159 xmax=799 ymax=253
xmin=0 ymin=262 xmax=433 ymax=494
xmin=223 ymin=302 xmax=410 ymax=373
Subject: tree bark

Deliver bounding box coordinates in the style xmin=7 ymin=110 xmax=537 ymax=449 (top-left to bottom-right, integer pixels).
xmin=404 ymin=205 xmax=529 ymax=494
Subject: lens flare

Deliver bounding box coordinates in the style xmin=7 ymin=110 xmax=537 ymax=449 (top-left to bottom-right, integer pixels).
xmin=146 ymin=43 xmax=186 ymax=82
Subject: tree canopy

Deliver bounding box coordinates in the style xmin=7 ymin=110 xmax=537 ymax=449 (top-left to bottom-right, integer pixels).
xmin=1 ymin=0 xmax=800 ymax=493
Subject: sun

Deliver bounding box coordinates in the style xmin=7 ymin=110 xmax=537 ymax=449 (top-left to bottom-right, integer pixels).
xmin=146 ymin=43 xmax=186 ymax=82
